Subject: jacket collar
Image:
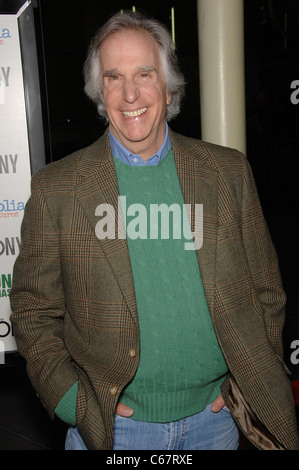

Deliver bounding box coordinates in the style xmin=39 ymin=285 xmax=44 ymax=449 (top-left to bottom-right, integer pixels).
xmin=75 ymin=127 xmax=218 ymax=322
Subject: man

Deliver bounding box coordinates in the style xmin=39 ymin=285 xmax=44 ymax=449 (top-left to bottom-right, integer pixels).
xmin=10 ymin=10 xmax=299 ymax=450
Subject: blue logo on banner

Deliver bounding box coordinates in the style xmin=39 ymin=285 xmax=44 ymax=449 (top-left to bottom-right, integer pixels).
xmin=0 ymin=28 xmax=11 ymax=39
xmin=0 ymin=200 xmax=24 ymax=218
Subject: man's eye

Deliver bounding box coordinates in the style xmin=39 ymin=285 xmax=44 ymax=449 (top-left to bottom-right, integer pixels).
xmin=104 ymin=74 xmax=120 ymax=82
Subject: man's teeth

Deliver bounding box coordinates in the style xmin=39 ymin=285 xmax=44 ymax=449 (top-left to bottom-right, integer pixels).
xmin=123 ymin=108 xmax=147 ymax=118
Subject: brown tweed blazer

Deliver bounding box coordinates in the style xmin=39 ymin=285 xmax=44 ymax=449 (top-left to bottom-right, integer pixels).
xmin=10 ymin=129 xmax=299 ymax=450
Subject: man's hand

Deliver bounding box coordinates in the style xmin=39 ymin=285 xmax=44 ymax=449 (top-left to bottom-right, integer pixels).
xmin=115 ymin=395 xmax=226 ymax=417
xmin=115 ymin=402 xmax=134 ymax=417
xmin=211 ymin=394 xmax=226 ymax=413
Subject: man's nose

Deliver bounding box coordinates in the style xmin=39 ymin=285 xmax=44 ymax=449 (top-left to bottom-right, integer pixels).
xmin=122 ymin=79 xmax=140 ymax=103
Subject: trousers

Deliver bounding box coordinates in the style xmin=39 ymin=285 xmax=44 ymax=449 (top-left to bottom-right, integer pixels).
xmin=65 ymin=403 xmax=239 ymax=450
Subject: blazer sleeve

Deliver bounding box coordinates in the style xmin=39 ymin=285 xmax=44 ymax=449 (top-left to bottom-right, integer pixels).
xmin=10 ymin=171 xmax=79 ymax=418
xmin=240 ymin=157 xmax=287 ymax=359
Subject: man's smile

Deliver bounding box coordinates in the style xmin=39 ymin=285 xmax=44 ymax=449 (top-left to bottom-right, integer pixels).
xmin=122 ymin=107 xmax=147 ymax=118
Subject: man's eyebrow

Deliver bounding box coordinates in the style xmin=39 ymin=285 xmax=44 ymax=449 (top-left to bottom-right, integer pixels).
xmin=136 ymin=65 xmax=157 ymax=73
xmin=103 ymin=69 xmax=119 ymax=78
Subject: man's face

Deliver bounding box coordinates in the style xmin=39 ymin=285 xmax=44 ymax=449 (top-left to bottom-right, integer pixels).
xmin=99 ymin=29 xmax=171 ymax=160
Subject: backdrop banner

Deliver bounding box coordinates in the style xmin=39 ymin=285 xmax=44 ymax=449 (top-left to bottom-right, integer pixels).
xmin=0 ymin=1 xmax=45 ymax=357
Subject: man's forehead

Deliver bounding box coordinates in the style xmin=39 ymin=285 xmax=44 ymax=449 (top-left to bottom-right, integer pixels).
xmin=99 ymin=29 xmax=159 ymax=55
xmin=99 ymin=30 xmax=161 ymax=76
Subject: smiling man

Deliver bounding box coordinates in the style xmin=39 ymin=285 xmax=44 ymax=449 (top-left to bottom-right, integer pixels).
xmin=10 ymin=10 xmax=299 ymax=451
xmin=99 ymin=29 xmax=171 ymax=160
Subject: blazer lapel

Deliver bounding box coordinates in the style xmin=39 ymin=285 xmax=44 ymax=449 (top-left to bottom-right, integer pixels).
xmin=170 ymin=131 xmax=219 ymax=319
xmin=74 ymin=129 xmax=219 ymax=323
xmin=75 ymin=131 xmax=138 ymax=323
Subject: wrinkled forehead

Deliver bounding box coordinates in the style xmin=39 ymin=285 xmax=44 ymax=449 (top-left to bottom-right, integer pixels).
xmin=99 ymin=29 xmax=161 ymax=69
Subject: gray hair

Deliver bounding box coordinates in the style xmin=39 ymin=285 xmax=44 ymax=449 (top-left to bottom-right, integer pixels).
xmin=83 ymin=10 xmax=185 ymax=122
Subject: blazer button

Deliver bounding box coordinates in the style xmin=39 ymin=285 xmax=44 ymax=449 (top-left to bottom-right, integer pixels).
xmin=129 ymin=348 xmax=136 ymax=358
xmin=109 ymin=386 xmax=117 ymax=396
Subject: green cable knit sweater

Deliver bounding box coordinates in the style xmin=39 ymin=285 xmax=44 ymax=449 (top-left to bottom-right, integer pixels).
xmin=55 ymin=148 xmax=228 ymax=425
xmin=115 ymin=148 xmax=228 ymax=422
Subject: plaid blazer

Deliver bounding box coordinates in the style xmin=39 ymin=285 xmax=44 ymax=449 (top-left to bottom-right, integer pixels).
xmin=10 ymin=129 xmax=299 ymax=450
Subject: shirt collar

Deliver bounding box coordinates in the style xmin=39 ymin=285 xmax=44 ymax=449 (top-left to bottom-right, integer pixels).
xmin=109 ymin=123 xmax=170 ymax=166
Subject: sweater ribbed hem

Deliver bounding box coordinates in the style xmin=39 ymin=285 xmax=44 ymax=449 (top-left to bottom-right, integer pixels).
xmin=120 ymin=376 xmax=227 ymax=423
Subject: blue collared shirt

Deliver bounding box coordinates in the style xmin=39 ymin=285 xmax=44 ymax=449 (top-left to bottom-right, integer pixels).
xmin=109 ymin=124 xmax=171 ymax=166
